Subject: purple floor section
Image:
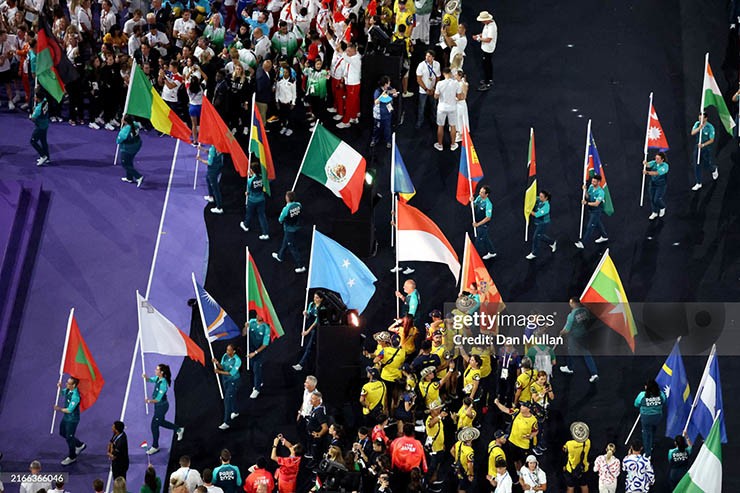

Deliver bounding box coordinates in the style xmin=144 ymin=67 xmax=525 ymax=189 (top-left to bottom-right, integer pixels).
xmin=0 ymin=112 xmax=207 ymax=491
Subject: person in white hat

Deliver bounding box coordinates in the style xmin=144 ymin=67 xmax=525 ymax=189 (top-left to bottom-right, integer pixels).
xmin=518 ymin=455 xmax=547 ymax=493
xmin=472 ymin=10 xmax=497 ymax=91
xmin=450 ymin=427 xmax=479 ymax=492
xmin=563 ymin=421 xmax=591 ymax=493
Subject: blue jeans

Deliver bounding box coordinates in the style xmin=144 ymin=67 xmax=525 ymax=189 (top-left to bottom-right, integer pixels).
xmin=151 ymin=400 xmax=178 ymax=448
xmin=416 ymin=93 xmax=436 ymax=128
xmin=641 ymin=412 xmax=662 ymax=456
xmin=474 ymin=224 xmax=495 ymax=256
xmin=693 ymin=147 xmax=716 ymax=184
xmin=564 ymin=337 xmax=598 ymax=376
xmin=59 ymin=418 xmax=83 ymax=458
xmin=121 ymin=151 xmax=142 ymax=180
xmin=251 ymin=353 xmax=264 ymax=390
xmin=244 ymin=200 xmax=269 ymax=235
xmin=531 ymin=222 xmax=555 ymax=255
xmin=278 ymin=229 xmax=304 ymax=266
xmin=298 ymin=328 xmax=317 ymax=367
xmin=581 ymin=208 xmax=607 ymax=242
xmin=207 ymin=164 xmax=224 ymax=208
xmin=223 ymin=378 xmax=240 ymax=424
xmin=649 ymin=181 xmax=666 ymax=213
xmin=30 ymin=127 xmax=49 ymax=159
xmin=371 ymin=117 xmax=392 ymax=145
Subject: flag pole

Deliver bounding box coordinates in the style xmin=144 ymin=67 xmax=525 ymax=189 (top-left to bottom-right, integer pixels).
xmin=114 ymin=59 xmax=137 ymax=166
xmin=459 ymin=233 xmax=469 ymax=290
xmin=136 ymin=290 xmax=150 ymax=415
xmin=193 ymin=146 xmax=200 ymax=190
xmin=248 ymin=93 xmax=256 ymax=165
xmin=578 ymin=119 xmax=591 ymax=239
xmin=300 ymin=226 xmax=317 ymax=348
xmin=292 ymin=121 xmax=319 ymax=191
xmin=191 ymin=273 xmax=225 ymax=399
xmin=395 ymin=195 xmax=400 ymax=319
xmin=697 ymin=53 xmax=708 ymax=166
xmin=50 ymin=307 xmax=75 ymax=434
xmin=245 ymin=246 xmax=251 ymax=371
xmin=525 ymin=127 xmax=533 ymax=242
xmin=466 ymin=127 xmax=477 ymax=238
xmin=640 ymin=93 xmax=653 ymax=207
xmin=683 ymin=343 xmax=716 ymax=434
xmin=391 ymin=132 xmax=396 ymax=248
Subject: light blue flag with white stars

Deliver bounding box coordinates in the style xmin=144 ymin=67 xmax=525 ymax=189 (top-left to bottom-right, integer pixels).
xmin=309 ymin=230 xmax=378 ymax=313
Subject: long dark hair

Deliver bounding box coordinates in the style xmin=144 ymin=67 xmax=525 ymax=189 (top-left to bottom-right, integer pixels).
xmin=644 ymin=379 xmax=660 ymax=397
xmin=158 ymin=364 xmax=172 ymax=385
xmin=144 ymin=466 xmax=158 ymax=492
xmin=674 ymin=435 xmax=688 ymax=452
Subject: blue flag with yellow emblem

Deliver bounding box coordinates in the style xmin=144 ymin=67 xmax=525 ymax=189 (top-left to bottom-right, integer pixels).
xmin=655 ymin=341 xmax=693 ymax=438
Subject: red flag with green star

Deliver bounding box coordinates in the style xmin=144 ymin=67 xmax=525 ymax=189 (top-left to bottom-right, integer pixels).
xmin=63 ymin=315 xmax=105 ymax=411
xmin=199 ymin=96 xmax=249 ymax=177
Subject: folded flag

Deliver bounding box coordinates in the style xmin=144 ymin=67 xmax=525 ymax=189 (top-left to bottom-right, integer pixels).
xmin=585 ymin=127 xmax=614 ymax=216
xmin=524 ymin=128 xmax=537 ymax=228
xmin=654 ymin=341 xmax=692 ymax=438
xmin=309 ymin=230 xmax=377 ymax=313
xmin=62 ymin=312 xmax=105 ymax=411
xmin=137 ymin=291 xmax=205 ymax=365
xmin=392 ymin=140 xmax=416 ymax=203
xmin=199 ymin=96 xmax=249 ymax=177
xmin=702 ymin=56 xmax=735 ymax=135
xmin=646 ymin=102 xmax=669 ymax=150
xmin=247 ymin=250 xmax=285 ymax=340
xmin=192 ymin=274 xmax=242 ymax=342
xmin=456 ymin=126 xmax=484 ymax=205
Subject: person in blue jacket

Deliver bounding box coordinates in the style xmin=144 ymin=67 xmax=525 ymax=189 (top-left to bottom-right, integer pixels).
xmin=293 ymin=290 xmax=328 ymax=372
xmin=273 ymin=190 xmax=305 ymax=273
xmin=642 ymin=152 xmax=669 ymax=220
xmin=526 ymin=190 xmax=556 ymax=260
xmin=575 ymin=174 xmax=608 ymax=249
xmin=143 ymin=364 xmax=184 ymax=455
xmin=370 ymin=76 xmax=398 ymax=148
xmin=30 ymin=93 xmax=50 ymax=166
xmin=53 ymin=377 xmax=86 ymax=465
xmin=472 ymin=185 xmax=497 ymax=259
xmin=240 ymin=162 xmax=270 ymax=239
xmin=634 ymin=379 xmax=666 ymax=458
xmin=198 ymin=145 xmax=225 ymax=214
xmin=116 ymin=115 xmax=144 ymax=187
xmin=213 ymin=343 xmax=242 ymax=430
xmin=690 ymin=112 xmax=716 ymax=191
xmin=244 ymin=311 xmax=271 ymax=399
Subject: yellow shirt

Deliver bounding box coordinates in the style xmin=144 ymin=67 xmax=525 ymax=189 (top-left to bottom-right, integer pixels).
xmin=455 ymin=404 xmax=476 ymax=430
xmin=487 ymin=442 xmax=506 ymax=477
xmin=394 ymin=9 xmax=414 ymax=36
xmin=399 ymin=324 xmax=418 ymax=355
xmin=509 ymin=412 xmax=538 ymax=450
xmin=393 ymin=0 xmax=415 ymax=16
xmin=360 ymin=380 xmax=386 ymax=415
xmin=376 ymin=345 xmax=406 ymax=382
xmin=516 ymin=369 xmax=537 ymax=403
xmin=471 ymin=347 xmax=492 ymax=378
xmin=463 ymin=367 xmax=481 ymax=395
xmin=425 ymin=415 xmax=445 ymax=452
xmin=563 ymin=439 xmax=591 ymax=473
xmin=531 ymin=381 xmax=549 ymax=407
xmin=431 ymin=344 xmax=447 ymax=378
xmin=418 ymin=380 xmax=440 ymax=409
xmin=452 ymin=442 xmax=474 ymax=476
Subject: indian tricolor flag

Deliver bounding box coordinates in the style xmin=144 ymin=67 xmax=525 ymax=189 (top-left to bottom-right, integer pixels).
xmin=126 ymin=63 xmax=191 ymax=142
xmin=580 ymin=249 xmax=637 ymax=352
xmin=298 ymin=124 xmax=366 ymax=213
xmin=397 ymin=201 xmax=460 ymax=282
xmin=523 ymin=128 xmax=537 ymax=238
xmin=137 ymin=291 xmax=205 ymax=365
xmin=674 ymin=412 xmax=723 ymax=493
xmin=702 ymin=54 xmax=735 ymax=135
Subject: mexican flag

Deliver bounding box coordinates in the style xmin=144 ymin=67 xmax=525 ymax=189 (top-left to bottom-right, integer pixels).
xmin=62 ymin=311 xmax=104 ymax=411
xmin=246 ymin=248 xmax=284 ymax=340
xmin=702 ymin=55 xmax=735 ymax=135
xmin=673 ymin=412 xmax=723 ymax=492
xmin=580 ymin=248 xmax=637 ymax=352
xmin=299 ymin=124 xmax=366 ymax=213
xmin=524 ymin=128 xmax=537 ymax=231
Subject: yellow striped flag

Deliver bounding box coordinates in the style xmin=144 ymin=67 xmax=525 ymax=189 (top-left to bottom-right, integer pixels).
xmin=524 ymin=128 xmax=538 ymax=237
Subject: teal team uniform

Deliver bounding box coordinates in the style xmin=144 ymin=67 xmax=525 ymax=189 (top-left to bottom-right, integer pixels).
xmin=59 ymin=386 xmax=85 ymax=461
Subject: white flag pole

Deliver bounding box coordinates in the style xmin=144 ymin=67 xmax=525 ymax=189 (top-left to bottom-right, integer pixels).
xmin=578 ymin=119 xmax=591 ymax=239
xmin=683 ymin=343 xmax=717 ymax=434
xmin=697 ymin=53 xmax=708 ymax=166
xmin=640 ymin=93 xmax=653 ymax=207
xmin=300 ymin=226 xmax=317 ymax=348
xmin=136 ymin=290 xmax=150 ymax=415
xmin=466 ymin=127 xmax=477 ymax=238
xmin=191 ymin=273 xmax=225 ymax=399
xmin=391 ymin=132 xmax=396 ymax=248
xmin=245 ymin=246 xmax=251 ymax=371
xmin=193 ymin=145 xmax=200 ymax=190
xmin=114 ymin=59 xmax=137 ymax=166
xmin=395 ymin=195 xmax=400 ymax=319
xmin=248 ymin=93 xmax=256 ymax=165
xmin=292 ymin=122 xmax=319 ymax=191
xmin=50 ymin=307 xmax=75 ymax=434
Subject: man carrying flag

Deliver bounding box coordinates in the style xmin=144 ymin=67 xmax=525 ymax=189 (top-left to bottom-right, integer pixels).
xmin=641 ymin=152 xmax=669 ymax=220
xmin=472 ymin=185 xmax=496 ymax=259
xmin=54 ymin=377 xmax=87 ymax=465
xmin=690 ymin=112 xmax=717 ymax=191
xmin=244 ymin=311 xmax=271 ymax=399
xmin=575 ymin=174 xmax=608 ymax=249
xmin=654 ymin=341 xmax=692 ymax=440
xmin=526 ymin=190 xmax=555 ymax=260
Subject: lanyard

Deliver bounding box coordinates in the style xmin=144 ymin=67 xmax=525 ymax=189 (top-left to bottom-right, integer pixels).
xmin=425 ymin=61 xmax=435 ymax=79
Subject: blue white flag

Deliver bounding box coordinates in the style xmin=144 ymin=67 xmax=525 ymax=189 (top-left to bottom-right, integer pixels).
xmin=655 ymin=341 xmax=692 ymax=438
xmin=193 ymin=275 xmax=242 ymax=342
xmin=688 ymin=346 xmax=726 ymax=443
xmin=309 ymin=230 xmax=377 ymax=313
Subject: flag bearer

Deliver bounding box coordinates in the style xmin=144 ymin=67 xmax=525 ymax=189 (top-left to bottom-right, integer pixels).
xmin=642 ymin=152 xmax=669 ymax=220
xmin=117 ymin=115 xmax=144 ymax=187
xmin=54 ymin=377 xmax=87 ymax=465
xmin=143 ymin=363 xmax=184 ymax=455
xmin=214 ymin=343 xmax=242 ymax=430
xmin=30 ymin=92 xmax=50 ymax=166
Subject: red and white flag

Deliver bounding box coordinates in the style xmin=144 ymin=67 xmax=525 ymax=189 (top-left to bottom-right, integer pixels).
xmin=137 ymin=291 xmax=205 ymax=365
xmin=397 ymin=201 xmax=460 ymax=282
xmin=646 ymin=103 xmax=669 ymax=150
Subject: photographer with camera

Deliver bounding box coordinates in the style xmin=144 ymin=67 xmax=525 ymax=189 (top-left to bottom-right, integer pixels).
xmin=270 ymin=434 xmax=303 ymax=493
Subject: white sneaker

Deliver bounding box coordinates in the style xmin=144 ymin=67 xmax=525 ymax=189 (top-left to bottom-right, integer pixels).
xmin=659 ymin=208 xmax=665 ymax=217
xmin=390 ymin=266 xmax=401 ymax=272
xmin=691 ymin=183 xmax=702 ymax=191
xmin=8 ymin=101 xmax=15 ymax=110
xmin=450 ymin=143 xmax=459 ymax=151
xmin=433 ymin=143 xmax=443 ymax=151
xmin=574 ymin=241 xmax=584 ymax=249
xmin=589 ymin=374 xmax=600 ymax=383
xmin=122 ymin=177 xmax=134 ymax=183
xmin=712 ymin=169 xmax=719 ymax=180
xmin=12 ymin=94 xmax=20 ymax=103
xmin=75 ymin=443 xmax=87 ymax=455
xmin=350 ymin=118 xmax=359 ymax=124
xmin=20 ymin=102 xmax=29 ymax=110
xmin=61 ymin=457 xmax=76 ymax=466
xmin=36 ymin=156 xmax=49 ymax=166
xmin=402 ymin=91 xmax=414 ymax=98
xmin=219 ymin=423 xmax=230 ymax=430
xmin=550 ymin=241 xmax=557 ymax=252
xmin=526 ymin=253 xmax=536 ymax=260
xmin=482 ymin=252 xmax=497 ymax=260
xmin=250 ymin=389 xmax=260 ymax=399
xmin=333 ymin=114 xmax=343 ymax=121
xmin=136 ymin=176 xmax=144 ymax=188
xmin=95 ymin=116 xmax=105 ymax=125
xmin=176 ymin=427 xmax=185 ymax=441
xmin=292 ymin=363 xmax=303 ymax=371
xmin=327 ymin=107 xmax=337 ymax=113
xmin=240 ymin=221 xmax=249 ymax=232
xmin=272 ymin=252 xmax=282 ymax=262
xmin=88 ymin=122 xmax=100 ymax=130
xmin=559 ymin=366 xmax=574 ymax=374
xmin=280 ymin=127 xmax=287 ymax=135
xmin=210 ymin=207 xmax=224 ymax=214
xmin=402 ymin=267 xmax=415 ymax=274
xmin=105 ymin=123 xmax=115 ymax=131
xmin=295 ymin=266 xmax=307 ymax=273
xmin=146 ymin=447 xmax=160 ymax=455
xmin=595 ymin=236 xmax=609 ymax=243
xmin=648 ymin=212 xmax=658 ymax=220
xmin=204 ymin=195 xmax=214 ymax=202
xmin=285 ymin=129 xmax=293 ymax=136
xmin=336 ymin=122 xmax=351 ymax=129
xmin=231 ymin=412 xmax=240 ymax=419
xmin=259 ymin=234 xmax=269 ymax=240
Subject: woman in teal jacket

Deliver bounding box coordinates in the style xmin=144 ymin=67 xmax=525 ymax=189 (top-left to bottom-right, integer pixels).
xmin=143 ymin=364 xmax=184 ymax=454
xmin=634 ymin=379 xmax=666 ymax=458
xmin=117 ymin=115 xmax=144 ymax=187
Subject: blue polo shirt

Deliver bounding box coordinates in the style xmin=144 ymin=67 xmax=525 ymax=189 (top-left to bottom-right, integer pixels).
xmin=587 ymin=185 xmax=605 ymax=210
xmin=248 ymin=318 xmax=271 ymax=350
xmin=473 ymin=196 xmax=493 ymax=223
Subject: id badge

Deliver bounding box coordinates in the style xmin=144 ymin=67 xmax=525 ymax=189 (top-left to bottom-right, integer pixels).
xmin=500 ymin=367 xmax=509 ymax=380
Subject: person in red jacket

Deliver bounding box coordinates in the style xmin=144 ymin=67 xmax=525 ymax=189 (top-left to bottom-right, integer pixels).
xmin=243 ymin=457 xmax=274 ymax=493
xmin=389 ymin=423 xmax=427 ymax=491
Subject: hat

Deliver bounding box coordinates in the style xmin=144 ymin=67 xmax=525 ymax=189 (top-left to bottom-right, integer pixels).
xmin=525 ymin=455 xmax=538 ymax=464
xmin=476 ymin=10 xmax=493 ymax=22
xmin=444 ymin=0 xmax=459 ymax=14
xmin=373 ymin=331 xmax=391 ymax=343
xmin=432 ymin=329 xmax=443 ymax=337
xmin=493 ymin=430 xmax=508 ymax=439
xmin=429 ymin=399 xmax=444 ymax=411
xmin=420 ymin=366 xmax=436 ymax=378
xmin=429 ymin=309 xmax=442 ymax=318
xmin=366 ymin=366 xmax=380 ymax=379
xmin=570 ymin=421 xmax=590 ymax=443
xmin=457 ymin=426 xmax=480 ymax=442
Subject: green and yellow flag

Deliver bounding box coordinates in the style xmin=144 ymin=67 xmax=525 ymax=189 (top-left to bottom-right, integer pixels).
xmin=524 ymin=127 xmax=537 ymax=237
